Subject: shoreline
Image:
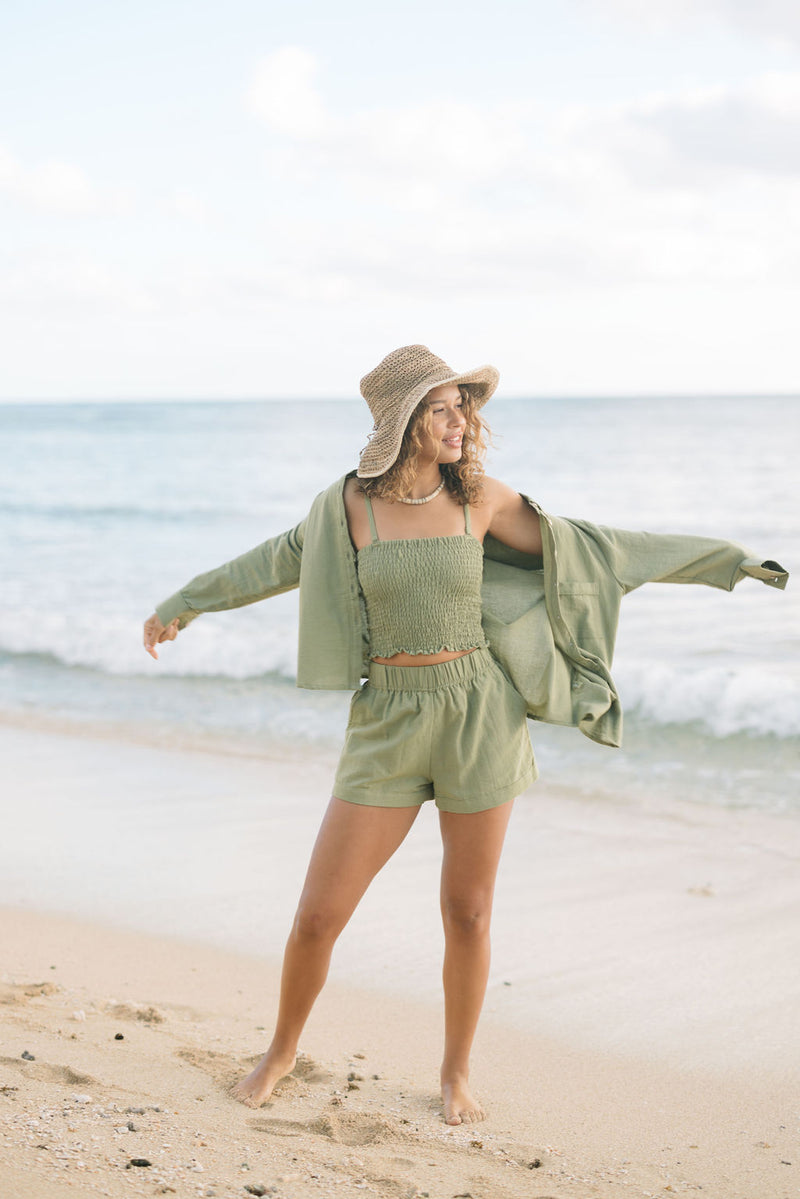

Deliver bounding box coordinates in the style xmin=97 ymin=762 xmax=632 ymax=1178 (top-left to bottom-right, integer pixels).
xmin=3 ymin=717 xmax=800 ymax=1071
xmin=4 ymin=665 xmax=798 ymax=819
xmin=2 ymin=905 xmax=797 ymax=1199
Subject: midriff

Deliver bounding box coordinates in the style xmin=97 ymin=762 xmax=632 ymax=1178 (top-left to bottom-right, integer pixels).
xmin=370 ymin=647 xmax=478 ymax=667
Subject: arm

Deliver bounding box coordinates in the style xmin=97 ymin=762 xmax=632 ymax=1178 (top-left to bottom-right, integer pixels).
xmin=481 ymin=477 xmax=543 ymax=555
xmin=143 ymin=518 xmax=306 ymax=659
xmin=570 ymin=520 xmax=788 ymax=593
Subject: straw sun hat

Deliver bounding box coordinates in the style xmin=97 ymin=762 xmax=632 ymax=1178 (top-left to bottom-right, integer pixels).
xmin=357 ymin=345 xmax=499 ymax=478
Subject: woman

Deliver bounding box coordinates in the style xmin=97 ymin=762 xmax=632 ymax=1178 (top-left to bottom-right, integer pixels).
xmin=143 ymin=345 xmax=787 ymax=1123
xmin=144 ymin=345 xmax=542 ymax=1125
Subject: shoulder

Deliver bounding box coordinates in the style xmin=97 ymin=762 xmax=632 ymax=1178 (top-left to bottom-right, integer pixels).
xmin=480 ymin=475 xmax=543 ymax=555
xmin=343 ymin=473 xmax=362 ymax=499
xmin=308 ymin=473 xmax=355 ymax=513
xmin=302 ymin=474 xmax=355 ymax=538
xmin=342 ymin=474 xmax=371 ymax=550
xmin=479 ymin=475 xmax=523 ymax=509
xmin=342 ymin=473 xmax=366 ymax=516
xmin=479 ymin=475 xmax=538 ymax=523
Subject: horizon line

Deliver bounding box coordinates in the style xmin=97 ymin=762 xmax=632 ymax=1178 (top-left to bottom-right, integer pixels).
xmin=2 ymin=391 xmax=799 ymax=405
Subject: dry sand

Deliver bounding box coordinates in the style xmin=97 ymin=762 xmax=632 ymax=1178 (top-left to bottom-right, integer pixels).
xmin=1 ymin=720 xmax=799 ymax=1198
xmin=1 ymin=905 xmax=797 ymax=1199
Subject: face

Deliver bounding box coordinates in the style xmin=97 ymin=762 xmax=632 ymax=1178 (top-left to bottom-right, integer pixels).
xmin=421 ymin=383 xmax=467 ymax=464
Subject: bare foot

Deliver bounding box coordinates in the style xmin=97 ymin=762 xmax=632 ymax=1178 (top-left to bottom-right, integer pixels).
xmin=441 ymin=1074 xmax=485 ymax=1125
xmin=230 ymin=1048 xmax=296 ymax=1108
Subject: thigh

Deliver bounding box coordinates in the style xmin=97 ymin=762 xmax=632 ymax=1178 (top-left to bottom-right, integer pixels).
xmin=439 ymin=800 xmax=515 ymax=905
xmin=297 ymin=796 xmax=421 ymax=919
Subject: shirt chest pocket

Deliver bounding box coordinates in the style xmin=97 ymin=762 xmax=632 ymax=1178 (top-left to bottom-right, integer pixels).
xmin=556 ymin=580 xmax=603 ymax=651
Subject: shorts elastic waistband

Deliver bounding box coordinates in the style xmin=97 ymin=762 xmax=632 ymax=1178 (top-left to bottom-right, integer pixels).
xmin=366 ymin=647 xmax=492 ymax=692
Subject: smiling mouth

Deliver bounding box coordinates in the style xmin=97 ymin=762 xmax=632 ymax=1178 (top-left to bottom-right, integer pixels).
xmin=443 ymin=436 xmax=463 ymax=446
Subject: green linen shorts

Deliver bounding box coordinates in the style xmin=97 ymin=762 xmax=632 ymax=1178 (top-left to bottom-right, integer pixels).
xmin=333 ymin=648 xmax=537 ymax=813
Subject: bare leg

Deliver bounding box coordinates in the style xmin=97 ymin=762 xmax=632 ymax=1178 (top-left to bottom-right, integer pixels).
xmin=438 ymin=800 xmax=514 ymax=1125
xmin=231 ymin=796 xmax=420 ymax=1107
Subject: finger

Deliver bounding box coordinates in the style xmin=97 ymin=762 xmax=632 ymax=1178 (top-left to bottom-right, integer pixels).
xmin=143 ymin=615 xmax=164 ymax=657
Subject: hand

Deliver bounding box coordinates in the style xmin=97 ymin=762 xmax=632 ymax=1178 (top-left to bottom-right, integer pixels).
xmin=143 ymin=613 xmax=180 ymax=660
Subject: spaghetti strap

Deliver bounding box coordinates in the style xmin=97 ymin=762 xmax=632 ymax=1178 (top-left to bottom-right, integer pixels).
xmin=363 ymin=492 xmax=380 ymax=543
xmin=463 ymin=503 xmax=472 ymax=535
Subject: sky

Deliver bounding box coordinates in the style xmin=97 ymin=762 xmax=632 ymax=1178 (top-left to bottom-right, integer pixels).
xmin=2 ymin=0 xmax=799 ymax=399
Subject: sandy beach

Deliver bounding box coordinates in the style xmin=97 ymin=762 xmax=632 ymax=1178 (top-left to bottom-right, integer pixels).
xmin=1 ymin=720 xmax=799 ymax=1199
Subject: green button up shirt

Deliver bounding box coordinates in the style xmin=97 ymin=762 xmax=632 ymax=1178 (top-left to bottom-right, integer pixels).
xmin=156 ymin=473 xmax=788 ymax=748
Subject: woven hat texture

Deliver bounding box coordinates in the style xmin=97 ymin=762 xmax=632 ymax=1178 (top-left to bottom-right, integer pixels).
xmin=357 ymin=345 xmax=499 ymax=478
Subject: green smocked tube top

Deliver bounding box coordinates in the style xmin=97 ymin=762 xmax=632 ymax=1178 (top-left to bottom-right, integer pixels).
xmin=356 ymin=493 xmax=489 ymax=659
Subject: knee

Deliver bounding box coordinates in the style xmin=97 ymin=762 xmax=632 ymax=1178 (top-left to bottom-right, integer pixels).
xmin=441 ymin=894 xmax=492 ymax=939
xmin=291 ymin=901 xmax=343 ymax=944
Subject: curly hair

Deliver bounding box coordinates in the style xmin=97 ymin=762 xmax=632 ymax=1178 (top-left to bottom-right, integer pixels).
xmin=359 ymin=386 xmax=490 ymax=506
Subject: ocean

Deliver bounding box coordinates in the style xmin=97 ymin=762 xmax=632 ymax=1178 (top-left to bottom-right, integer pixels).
xmin=2 ymin=396 xmax=798 ymax=814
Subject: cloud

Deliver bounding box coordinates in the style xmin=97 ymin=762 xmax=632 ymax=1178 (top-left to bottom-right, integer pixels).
xmin=246 ymin=47 xmax=329 ymax=138
xmin=246 ymin=49 xmax=533 ymax=205
xmin=171 ymin=188 xmax=210 ymax=224
xmin=564 ymin=71 xmax=800 ymax=184
xmin=638 ymin=76 xmax=800 ymax=179
xmin=0 ymin=146 xmax=132 ymax=217
xmin=246 ymin=50 xmax=800 ymax=199
xmin=0 ymin=247 xmax=159 ymax=318
xmin=583 ymin=0 xmax=800 ymax=50
xmin=342 ymin=99 xmax=531 ymax=191
xmin=6 ymin=48 xmax=798 ymax=363
xmin=241 ymin=49 xmax=800 ymax=298
xmin=0 ymin=146 xmax=97 ymax=214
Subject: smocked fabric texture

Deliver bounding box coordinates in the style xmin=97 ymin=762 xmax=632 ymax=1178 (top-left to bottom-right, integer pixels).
xmin=356 ymin=496 xmax=488 ymax=658
xmin=357 ymin=344 xmax=499 ymax=478
xmin=358 ymin=536 xmax=489 ymax=657
xmin=155 ymin=472 xmax=789 ymax=748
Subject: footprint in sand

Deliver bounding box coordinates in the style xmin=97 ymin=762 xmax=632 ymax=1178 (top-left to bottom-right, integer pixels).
xmin=255 ymin=1051 xmax=333 ymax=1099
xmin=106 ymin=1002 xmax=165 ymax=1025
xmin=0 ymin=1055 xmax=99 ymax=1088
xmin=176 ymin=1048 xmax=331 ymax=1097
xmin=286 ymin=1053 xmax=332 ymax=1086
xmin=246 ymin=1116 xmax=304 ymax=1138
xmin=175 ymin=1047 xmax=243 ymax=1089
xmin=0 ymin=982 xmax=61 ymax=1006
xmin=248 ymin=1110 xmax=405 ymax=1147
xmin=308 ymin=1111 xmax=408 ymax=1147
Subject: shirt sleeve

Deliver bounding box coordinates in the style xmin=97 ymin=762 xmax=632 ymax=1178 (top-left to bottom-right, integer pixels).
xmin=573 ymin=522 xmax=789 ymax=594
xmin=155 ymin=519 xmax=306 ymax=629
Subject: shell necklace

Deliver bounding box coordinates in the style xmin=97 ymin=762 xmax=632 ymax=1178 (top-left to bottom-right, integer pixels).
xmin=397 ymin=478 xmax=445 ymax=505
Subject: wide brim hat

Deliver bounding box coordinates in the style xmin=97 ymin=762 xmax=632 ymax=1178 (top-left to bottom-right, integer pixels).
xmin=357 ymin=344 xmax=499 ymax=478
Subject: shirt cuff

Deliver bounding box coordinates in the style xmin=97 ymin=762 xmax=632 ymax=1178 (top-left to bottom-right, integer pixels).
xmin=155 ymin=591 xmax=198 ymax=628
xmin=738 ymin=558 xmax=789 ymax=590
